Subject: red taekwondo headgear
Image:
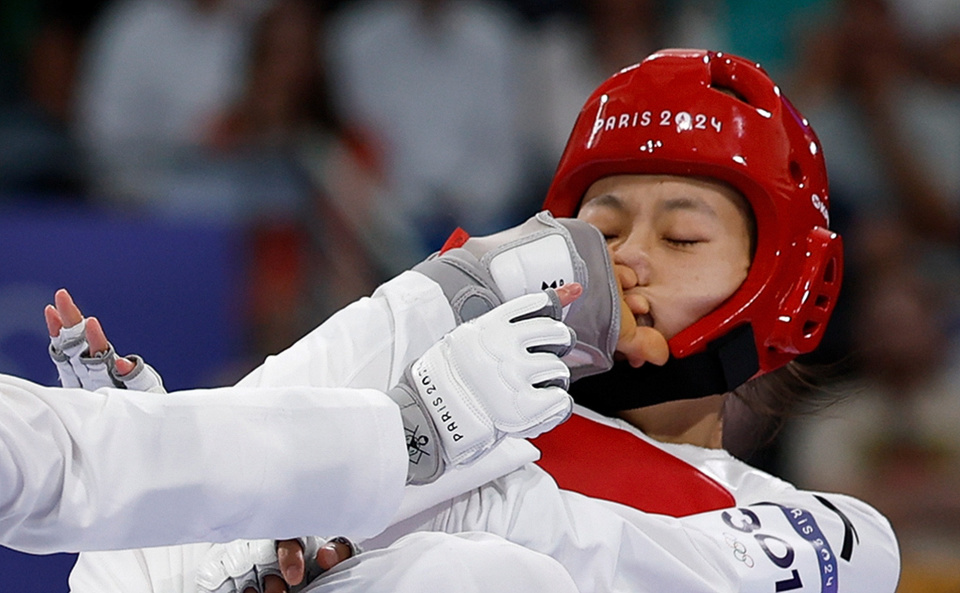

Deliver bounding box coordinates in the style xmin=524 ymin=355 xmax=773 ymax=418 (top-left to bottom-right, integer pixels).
xmin=545 ymin=49 xmax=843 ymax=411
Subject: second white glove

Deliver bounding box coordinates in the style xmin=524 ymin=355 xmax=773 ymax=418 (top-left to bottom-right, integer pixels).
xmin=48 ymin=318 xmax=165 ymax=393
xmin=389 ymin=290 xmax=575 ymax=484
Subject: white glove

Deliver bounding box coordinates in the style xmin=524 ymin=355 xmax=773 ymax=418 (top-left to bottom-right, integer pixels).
xmin=388 ymin=290 xmax=575 ymax=484
xmin=196 ymin=537 xmax=358 ymax=593
xmin=48 ymin=318 xmax=166 ymax=393
xmin=414 ymin=211 xmax=620 ymax=382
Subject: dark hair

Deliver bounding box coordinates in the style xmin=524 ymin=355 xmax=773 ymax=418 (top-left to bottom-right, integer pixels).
xmin=724 ymin=360 xmax=848 ymax=455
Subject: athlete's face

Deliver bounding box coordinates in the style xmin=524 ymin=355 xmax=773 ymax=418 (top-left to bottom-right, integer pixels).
xmin=577 ymin=174 xmax=753 ymax=342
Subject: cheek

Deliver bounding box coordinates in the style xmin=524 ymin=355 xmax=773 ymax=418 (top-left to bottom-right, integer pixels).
xmin=653 ymin=260 xmax=748 ymax=339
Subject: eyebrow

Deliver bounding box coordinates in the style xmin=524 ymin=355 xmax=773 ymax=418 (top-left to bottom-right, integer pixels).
xmin=582 ymin=193 xmax=719 ymax=217
xmin=580 ymin=193 xmax=628 ymax=212
xmin=659 ymin=196 xmax=719 ymax=218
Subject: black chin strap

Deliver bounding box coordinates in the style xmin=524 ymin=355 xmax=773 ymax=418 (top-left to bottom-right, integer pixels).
xmin=569 ymin=325 xmax=760 ymax=415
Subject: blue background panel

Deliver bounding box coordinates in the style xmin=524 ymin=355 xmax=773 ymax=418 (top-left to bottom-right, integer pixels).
xmin=0 ymin=205 xmax=246 ymax=592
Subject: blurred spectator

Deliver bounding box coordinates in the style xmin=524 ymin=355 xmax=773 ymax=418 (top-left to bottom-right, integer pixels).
xmin=791 ymin=0 xmax=960 ymax=229
xmin=784 ymin=220 xmax=960 ymax=593
xmin=785 ymin=1 xmax=960 ymax=590
xmin=0 ymin=1 xmax=107 ymax=200
xmin=74 ymin=0 xmax=281 ymax=221
xmin=786 ymin=0 xmax=960 ymax=373
xmin=719 ymin=0 xmax=832 ymax=83
xmin=325 ymin=0 xmax=528 ymax=252
xmin=215 ymin=0 xmax=422 ymax=357
xmin=518 ymin=0 xmax=664 ymax=204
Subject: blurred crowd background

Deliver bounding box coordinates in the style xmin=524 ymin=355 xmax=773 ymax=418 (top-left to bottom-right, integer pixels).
xmin=2 ymin=0 xmax=960 ymax=591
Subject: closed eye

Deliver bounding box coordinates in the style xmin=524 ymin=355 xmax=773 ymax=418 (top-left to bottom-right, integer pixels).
xmin=664 ymin=237 xmax=702 ymax=247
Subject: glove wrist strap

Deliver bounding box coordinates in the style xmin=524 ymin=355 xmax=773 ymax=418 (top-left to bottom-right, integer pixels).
xmin=386 ymin=372 xmax=445 ymax=485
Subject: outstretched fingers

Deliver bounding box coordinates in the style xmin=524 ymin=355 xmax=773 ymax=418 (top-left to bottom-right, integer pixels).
xmin=84 ymin=317 xmax=109 ymax=354
xmin=46 ymin=288 xmax=84 ymax=339
xmin=44 ymin=305 xmax=63 ymax=337
xmin=83 ymin=317 xmax=136 ymax=375
xmin=49 ymin=289 xmax=136 ymax=376
xmin=54 ymin=288 xmax=84 ymax=328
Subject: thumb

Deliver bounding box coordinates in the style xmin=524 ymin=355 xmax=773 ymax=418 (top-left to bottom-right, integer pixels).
xmin=617 ymin=299 xmax=669 ymax=366
xmin=620 ymin=324 xmax=670 ymax=367
xmin=114 ymin=356 xmax=136 ymax=376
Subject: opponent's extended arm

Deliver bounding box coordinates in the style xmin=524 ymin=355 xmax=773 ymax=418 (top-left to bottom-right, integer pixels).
xmin=189 ymin=290 xmax=576 ymax=592
xmin=0 ymin=376 xmax=407 ymax=554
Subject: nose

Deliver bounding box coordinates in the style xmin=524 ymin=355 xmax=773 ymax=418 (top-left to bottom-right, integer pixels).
xmin=610 ymin=236 xmax=651 ymax=287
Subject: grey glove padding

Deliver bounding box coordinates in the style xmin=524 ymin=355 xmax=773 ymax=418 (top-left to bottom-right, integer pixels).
xmin=413 ymin=211 xmax=620 ymax=382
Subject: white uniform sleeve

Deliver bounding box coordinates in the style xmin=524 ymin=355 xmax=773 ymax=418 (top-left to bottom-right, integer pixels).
xmin=0 ymin=374 xmax=405 ymax=554
xmin=422 ymin=465 xmax=900 ymax=593
xmin=237 ymin=270 xmax=543 ymax=523
xmin=63 ymin=271 xmax=540 ymax=593
xmin=237 ymin=271 xmax=458 ymax=391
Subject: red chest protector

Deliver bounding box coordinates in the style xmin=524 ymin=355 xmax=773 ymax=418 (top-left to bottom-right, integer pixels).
xmin=531 ymin=414 xmax=735 ymax=518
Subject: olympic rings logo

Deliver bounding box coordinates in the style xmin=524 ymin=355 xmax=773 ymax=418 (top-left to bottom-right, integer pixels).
xmin=724 ymin=533 xmax=755 ymax=568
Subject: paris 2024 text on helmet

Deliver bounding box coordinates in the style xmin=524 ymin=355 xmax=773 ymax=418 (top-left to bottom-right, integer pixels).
xmin=544 ymin=49 xmax=843 ymax=412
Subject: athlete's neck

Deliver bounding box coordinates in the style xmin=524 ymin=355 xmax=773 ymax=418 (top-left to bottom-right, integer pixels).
xmin=618 ymin=394 xmax=725 ymax=449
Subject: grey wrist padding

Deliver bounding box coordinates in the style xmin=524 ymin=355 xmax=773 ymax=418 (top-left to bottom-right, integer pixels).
xmin=387 ymin=366 xmax=444 ymax=486
xmin=413 ymin=211 xmax=620 ymax=382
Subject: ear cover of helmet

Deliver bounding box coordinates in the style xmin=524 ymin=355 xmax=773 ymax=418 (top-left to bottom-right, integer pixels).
xmin=543 ymin=49 xmax=843 ymax=385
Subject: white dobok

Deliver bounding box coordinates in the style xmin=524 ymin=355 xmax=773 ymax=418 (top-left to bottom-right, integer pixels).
xmin=0 ymin=375 xmax=406 ymax=554
xmin=59 ymin=271 xmax=898 ymax=593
